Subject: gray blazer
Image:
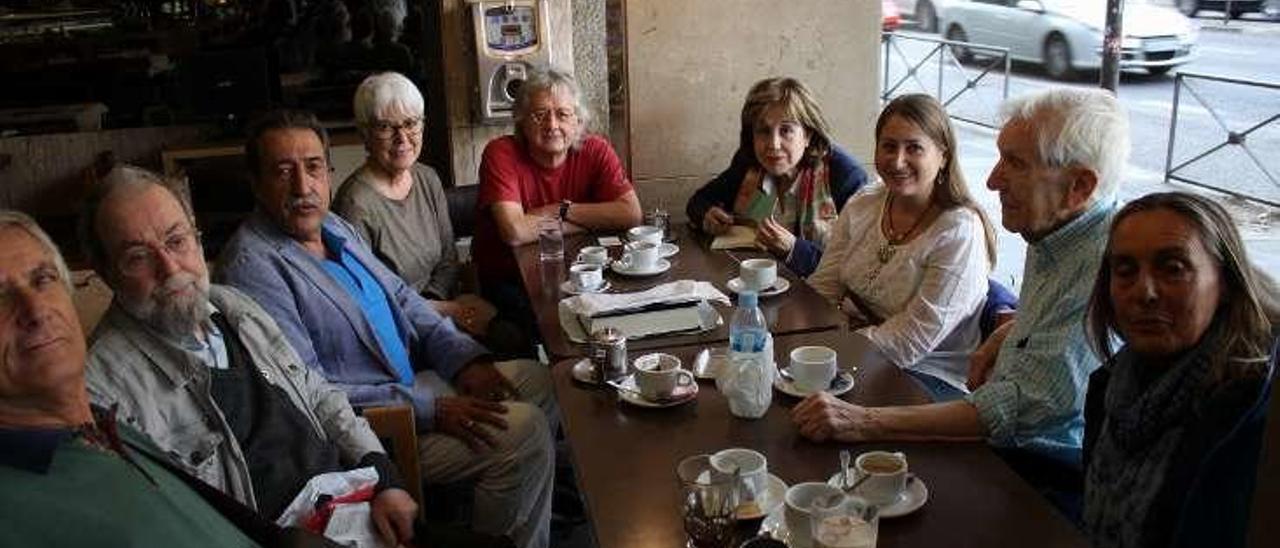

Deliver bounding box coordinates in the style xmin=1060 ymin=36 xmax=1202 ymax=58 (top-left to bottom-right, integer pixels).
xmin=85 ymin=284 xmax=385 ymax=510
xmin=215 ymin=211 xmax=489 ymax=430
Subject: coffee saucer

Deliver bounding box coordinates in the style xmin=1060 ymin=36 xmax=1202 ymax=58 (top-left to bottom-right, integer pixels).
xmin=726 ymin=277 xmax=791 ymax=297
xmin=824 ymin=473 xmax=929 ymax=518
xmin=560 ymin=280 xmax=611 ymax=295
xmin=613 ymin=374 xmax=697 ymax=407
xmin=737 ymin=473 xmax=788 ymax=520
xmin=773 ymin=369 xmax=855 ymax=398
xmin=658 ymin=243 xmax=679 ymax=258
xmin=610 ymin=258 xmax=672 ymax=277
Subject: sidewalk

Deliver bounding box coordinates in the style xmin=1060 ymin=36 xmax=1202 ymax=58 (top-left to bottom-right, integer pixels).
xmin=952 ymin=122 xmax=1280 ymax=293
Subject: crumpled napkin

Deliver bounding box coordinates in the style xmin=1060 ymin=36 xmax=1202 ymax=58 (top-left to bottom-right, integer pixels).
xmin=562 ymin=280 xmax=730 ymax=317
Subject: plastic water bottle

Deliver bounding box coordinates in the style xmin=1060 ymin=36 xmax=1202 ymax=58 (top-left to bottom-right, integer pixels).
xmin=723 ymin=291 xmax=773 ymax=418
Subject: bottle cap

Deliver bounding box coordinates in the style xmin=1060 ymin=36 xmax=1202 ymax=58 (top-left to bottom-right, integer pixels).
xmin=738 ymin=291 xmax=758 ymax=308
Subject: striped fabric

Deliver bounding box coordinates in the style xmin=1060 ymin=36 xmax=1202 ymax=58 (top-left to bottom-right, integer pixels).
xmin=967 ymin=199 xmax=1117 ymax=463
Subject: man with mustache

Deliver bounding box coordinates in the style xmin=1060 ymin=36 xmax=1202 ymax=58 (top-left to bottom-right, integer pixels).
xmin=0 ymin=210 xmax=330 ymax=547
xmin=217 ymin=109 xmax=556 ymax=548
xmin=77 ymin=165 xmax=436 ymax=546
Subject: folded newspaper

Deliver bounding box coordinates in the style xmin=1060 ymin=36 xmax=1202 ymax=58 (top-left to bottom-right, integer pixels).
xmin=562 ymin=280 xmax=730 ymax=318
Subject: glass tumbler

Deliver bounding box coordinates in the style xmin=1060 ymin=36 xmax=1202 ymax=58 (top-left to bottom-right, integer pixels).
xmin=538 ymin=215 xmax=564 ymax=261
xmin=677 ymin=454 xmax=739 ymax=548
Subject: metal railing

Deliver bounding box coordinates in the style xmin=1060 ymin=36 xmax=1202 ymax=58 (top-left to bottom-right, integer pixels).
xmin=880 ymin=32 xmax=1012 ymax=128
xmin=1164 ymin=72 xmax=1280 ymax=207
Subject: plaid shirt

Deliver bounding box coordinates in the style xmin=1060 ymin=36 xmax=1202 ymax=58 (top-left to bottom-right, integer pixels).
xmin=968 ymin=199 xmax=1116 ymax=463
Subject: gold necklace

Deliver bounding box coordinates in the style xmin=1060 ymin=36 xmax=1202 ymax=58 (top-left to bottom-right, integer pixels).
xmin=877 ymin=194 xmax=932 ymax=264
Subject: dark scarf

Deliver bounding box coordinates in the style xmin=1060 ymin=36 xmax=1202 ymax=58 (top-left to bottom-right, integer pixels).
xmin=1083 ymin=333 xmax=1216 ymax=548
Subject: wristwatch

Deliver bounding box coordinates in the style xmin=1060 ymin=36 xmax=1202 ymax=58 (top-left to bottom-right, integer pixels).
xmin=559 ymin=200 xmax=572 ymax=222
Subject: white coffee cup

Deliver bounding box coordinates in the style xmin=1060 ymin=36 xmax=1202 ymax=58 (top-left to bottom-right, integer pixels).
xmin=627 ymin=225 xmax=664 ymax=245
xmin=632 ymin=353 xmax=693 ymax=400
xmin=618 ymin=241 xmax=661 ymax=271
xmin=576 ymin=245 xmax=609 ymax=266
xmin=789 ymin=346 xmax=838 ymax=393
xmin=568 ymin=263 xmax=604 ymax=291
xmin=785 ymin=482 xmax=844 ymax=548
xmin=739 ymin=258 xmax=778 ymax=291
xmin=853 ymin=451 xmax=908 ymax=507
xmin=710 ymin=448 xmax=769 ymax=506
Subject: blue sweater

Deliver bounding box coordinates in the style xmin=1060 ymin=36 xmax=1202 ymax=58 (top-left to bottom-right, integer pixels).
xmin=685 ymin=145 xmax=869 ymax=277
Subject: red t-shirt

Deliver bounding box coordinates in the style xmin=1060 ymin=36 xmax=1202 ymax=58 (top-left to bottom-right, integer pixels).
xmin=474 ymin=134 xmax=634 ymax=283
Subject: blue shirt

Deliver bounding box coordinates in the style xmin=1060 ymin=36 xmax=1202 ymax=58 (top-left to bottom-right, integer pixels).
xmin=967 ymin=198 xmax=1116 ymax=464
xmin=320 ymin=228 xmax=415 ymax=386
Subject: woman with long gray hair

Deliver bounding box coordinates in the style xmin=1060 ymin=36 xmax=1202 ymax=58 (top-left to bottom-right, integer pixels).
xmin=1083 ymin=191 xmax=1278 ymax=548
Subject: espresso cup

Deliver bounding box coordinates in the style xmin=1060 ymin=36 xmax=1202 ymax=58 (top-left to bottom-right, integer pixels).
xmin=619 ymin=241 xmax=661 ymax=271
xmin=633 ymin=353 xmax=693 ymax=400
xmin=710 ymin=448 xmax=769 ymax=506
xmin=739 ymin=258 xmax=778 ymax=292
xmin=627 ymin=225 xmax=664 ymax=245
xmin=576 ymin=245 xmax=610 ymax=266
xmin=853 ymin=451 xmax=908 ymax=507
xmin=568 ymin=263 xmax=604 ymax=291
xmin=784 ymin=482 xmax=844 ymax=548
xmin=789 ymin=346 xmax=838 ymax=393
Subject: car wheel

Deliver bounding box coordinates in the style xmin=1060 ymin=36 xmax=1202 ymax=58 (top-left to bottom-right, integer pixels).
xmin=1177 ymin=0 xmax=1198 ymax=16
xmin=917 ymin=0 xmax=938 ymax=33
xmin=1044 ymin=34 xmax=1075 ymax=80
xmin=946 ymin=25 xmax=972 ymax=63
xmin=1147 ymin=66 xmax=1174 ymax=76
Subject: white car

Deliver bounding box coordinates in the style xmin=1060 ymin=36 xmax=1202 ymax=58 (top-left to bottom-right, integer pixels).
xmin=940 ymin=0 xmax=1198 ymax=80
xmin=893 ymin=0 xmax=957 ymax=32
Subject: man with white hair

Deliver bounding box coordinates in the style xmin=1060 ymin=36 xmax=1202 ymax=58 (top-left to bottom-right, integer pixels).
xmin=0 ymin=210 xmax=324 ymax=546
xmin=791 ymin=88 xmax=1129 ymax=478
xmin=473 ymin=67 xmax=642 ymax=318
xmin=78 ymin=165 xmax=429 ymax=545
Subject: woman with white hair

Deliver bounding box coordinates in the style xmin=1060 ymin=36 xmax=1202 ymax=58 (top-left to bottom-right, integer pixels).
xmin=334 ymin=72 xmax=498 ymax=340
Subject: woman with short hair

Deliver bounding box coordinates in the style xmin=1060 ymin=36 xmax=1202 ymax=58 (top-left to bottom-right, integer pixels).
xmin=1083 ymin=191 xmax=1277 ymax=548
xmin=685 ymin=77 xmax=870 ymax=276
xmin=334 ymin=72 xmax=497 ymax=340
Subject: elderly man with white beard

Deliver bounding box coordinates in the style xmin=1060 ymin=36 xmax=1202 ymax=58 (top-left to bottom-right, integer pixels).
xmin=75 ymin=165 xmax=451 ymax=547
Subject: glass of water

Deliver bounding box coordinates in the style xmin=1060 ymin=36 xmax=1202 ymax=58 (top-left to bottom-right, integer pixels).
xmin=538 ymin=215 xmax=564 ymax=262
xmin=677 ymin=454 xmax=739 ymax=548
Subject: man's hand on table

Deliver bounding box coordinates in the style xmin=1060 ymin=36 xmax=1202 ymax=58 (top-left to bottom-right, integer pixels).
xmin=371 ymin=487 xmax=418 ymax=546
xmin=790 ymin=392 xmax=878 ymax=443
xmin=702 ymin=206 xmax=734 ymax=235
xmin=755 ymin=216 xmax=796 ymax=257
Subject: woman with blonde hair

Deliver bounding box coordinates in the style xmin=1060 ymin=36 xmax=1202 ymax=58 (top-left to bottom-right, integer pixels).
xmin=808 ymin=93 xmax=997 ymax=398
xmin=686 ymin=77 xmax=870 ymax=276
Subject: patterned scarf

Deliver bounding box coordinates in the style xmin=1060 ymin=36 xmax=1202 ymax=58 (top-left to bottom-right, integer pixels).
xmin=732 ymin=154 xmax=838 ymax=247
xmin=1084 ymin=333 xmax=1216 ymax=548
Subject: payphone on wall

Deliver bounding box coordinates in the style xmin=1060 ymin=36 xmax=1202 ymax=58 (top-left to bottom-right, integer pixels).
xmin=467 ymin=0 xmax=551 ymax=123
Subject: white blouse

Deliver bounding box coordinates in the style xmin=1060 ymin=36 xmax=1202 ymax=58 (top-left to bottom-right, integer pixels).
xmin=808 ymin=185 xmax=990 ymax=390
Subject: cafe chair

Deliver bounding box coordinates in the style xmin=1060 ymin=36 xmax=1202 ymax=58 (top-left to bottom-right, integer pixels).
xmin=359 ymin=405 xmax=424 ymax=515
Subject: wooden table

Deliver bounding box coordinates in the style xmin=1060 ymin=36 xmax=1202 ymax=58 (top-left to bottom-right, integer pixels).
xmin=515 ymin=225 xmax=845 ymax=360
xmin=551 ymin=331 xmax=1088 ymax=548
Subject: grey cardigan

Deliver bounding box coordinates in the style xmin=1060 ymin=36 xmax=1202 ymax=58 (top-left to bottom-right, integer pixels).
xmin=85 ymin=284 xmax=385 ymax=511
xmin=215 ymin=211 xmax=489 ymax=430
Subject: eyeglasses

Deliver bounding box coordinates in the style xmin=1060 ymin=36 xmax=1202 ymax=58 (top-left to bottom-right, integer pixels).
xmin=529 ymin=108 xmax=578 ymax=126
xmin=370 ymin=118 xmax=423 ymax=140
xmin=116 ymin=228 xmax=202 ymax=276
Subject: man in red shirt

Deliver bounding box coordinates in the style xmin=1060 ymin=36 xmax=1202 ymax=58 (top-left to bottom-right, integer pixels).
xmin=474 ymin=67 xmax=642 ymax=291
